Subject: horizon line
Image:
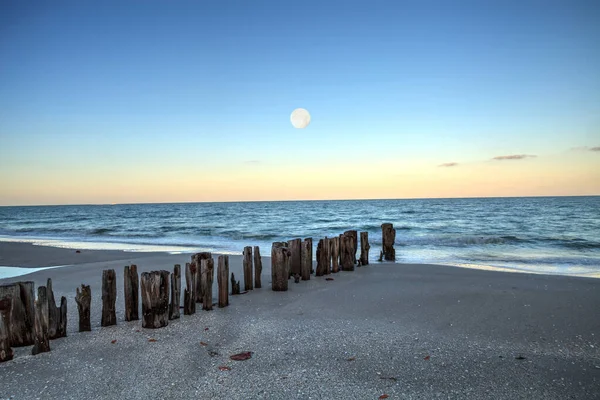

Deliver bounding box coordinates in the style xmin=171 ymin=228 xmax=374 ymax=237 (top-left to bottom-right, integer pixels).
xmin=1 ymin=193 xmax=599 ymax=208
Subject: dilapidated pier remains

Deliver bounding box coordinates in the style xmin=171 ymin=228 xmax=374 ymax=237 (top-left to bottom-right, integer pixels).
xmin=0 ymin=223 xmax=396 ymax=361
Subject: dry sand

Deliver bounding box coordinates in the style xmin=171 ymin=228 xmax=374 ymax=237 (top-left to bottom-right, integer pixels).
xmin=0 ymin=242 xmax=599 ymax=399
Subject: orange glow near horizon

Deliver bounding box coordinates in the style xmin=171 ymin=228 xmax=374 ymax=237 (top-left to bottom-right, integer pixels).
xmin=1 ymin=151 xmax=598 ymax=206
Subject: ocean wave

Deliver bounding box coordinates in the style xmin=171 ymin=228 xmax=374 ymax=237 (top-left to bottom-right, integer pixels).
xmin=538 ymin=238 xmax=600 ymax=251
xmin=89 ymin=228 xmax=114 ymax=235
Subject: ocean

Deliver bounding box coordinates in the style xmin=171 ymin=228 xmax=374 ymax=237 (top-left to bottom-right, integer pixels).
xmin=0 ymin=197 xmax=599 ymax=277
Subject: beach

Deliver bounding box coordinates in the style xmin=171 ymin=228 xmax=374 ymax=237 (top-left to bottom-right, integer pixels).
xmin=0 ymin=241 xmax=599 ymax=399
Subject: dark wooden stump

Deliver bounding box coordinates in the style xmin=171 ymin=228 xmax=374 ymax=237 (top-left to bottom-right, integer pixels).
xmin=0 ymin=297 xmax=13 ymax=362
xmin=381 ymin=223 xmax=396 ymax=261
xmin=288 ymin=238 xmax=302 ymax=279
xmin=46 ymin=279 xmax=58 ymax=339
xmin=201 ymin=259 xmax=214 ymax=311
xmin=32 ymin=286 xmax=50 ymax=355
xmin=192 ymin=252 xmax=212 ymax=303
xmin=360 ymin=231 xmax=370 ymax=266
xmin=184 ymin=263 xmax=196 ymax=315
xmin=217 ymin=256 xmax=229 ymax=307
xmin=301 ymin=238 xmax=312 ymax=280
xmin=0 ymin=282 xmax=35 ymax=347
xmin=75 ymin=285 xmax=91 ymax=332
xmin=169 ymin=264 xmax=181 ymax=320
xmin=330 ymin=236 xmax=340 ymax=273
xmin=271 ymin=242 xmax=291 ymax=291
xmin=141 ymin=271 xmax=170 ymax=329
xmin=340 ymin=233 xmax=355 ymax=271
xmin=254 ymin=246 xmax=262 ymax=289
xmin=231 ymin=273 xmax=240 ymax=295
xmin=243 ymin=246 xmax=253 ymax=291
xmin=101 ymin=269 xmax=117 ymax=327
xmin=124 ymin=265 xmax=139 ymax=322
xmin=46 ymin=278 xmax=66 ymax=339
xmin=316 ymin=238 xmax=330 ymax=276
xmin=57 ymin=296 xmax=67 ymax=338
xmin=344 ymin=230 xmax=358 ymax=264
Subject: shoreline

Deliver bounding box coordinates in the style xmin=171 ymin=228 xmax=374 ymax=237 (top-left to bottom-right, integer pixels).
xmin=0 ymin=240 xmax=598 ymax=280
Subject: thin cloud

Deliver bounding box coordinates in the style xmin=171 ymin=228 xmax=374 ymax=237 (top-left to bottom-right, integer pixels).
xmin=438 ymin=162 xmax=458 ymax=167
xmin=570 ymin=146 xmax=600 ymax=152
xmin=492 ymin=154 xmax=536 ymax=161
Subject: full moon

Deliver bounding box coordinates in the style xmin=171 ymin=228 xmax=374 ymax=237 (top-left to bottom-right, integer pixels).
xmin=290 ymin=108 xmax=311 ymax=129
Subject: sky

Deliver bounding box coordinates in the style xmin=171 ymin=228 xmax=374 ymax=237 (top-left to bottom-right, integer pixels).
xmin=0 ymin=0 xmax=599 ymax=205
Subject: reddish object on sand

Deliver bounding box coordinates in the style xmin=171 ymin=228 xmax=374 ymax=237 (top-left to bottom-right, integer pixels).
xmin=230 ymin=351 xmax=253 ymax=361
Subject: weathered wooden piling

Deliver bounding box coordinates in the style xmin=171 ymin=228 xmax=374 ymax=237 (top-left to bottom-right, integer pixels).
xmin=217 ymin=256 xmax=229 ymax=307
xmin=169 ymin=264 xmax=181 ymax=320
xmin=360 ymin=232 xmax=370 ymax=266
xmin=381 ymin=223 xmax=396 ymax=261
xmin=243 ymin=246 xmax=253 ymax=291
xmin=288 ymin=238 xmax=302 ymax=279
xmin=254 ymin=246 xmax=262 ymax=288
xmin=201 ymin=259 xmax=214 ymax=311
xmin=271 ymin=242 xmax=291 ymax=291
xmin=315 ymin=238 xmax=330 ymax=276
xmin=101 ymin=269 xmax=117 ymax=327
xmin=47 ymin=279 xmax=67 ymax=339
xmin=192 ymin=252 xmax=212 ymax=303
xmin=330 ymin=236 xmax=340 ymax=273
xmin=0 ymin=297 xmax=13 ymax=362
xmin=75 ymin=284 xmax=91 ymax=332
xmin=231 ymin=273 xmax=240 ymax=295
xmin=340 ymin=233 xmax=355 ymax=271
xmin=0 ymin=281 xmax=35 ymax=347
xmin=184 ymin=263 xmax=196 ymax=315
xmin=344 ymin=230 xmax=358 ymax=264
xmin=124 ymin=265 xmax=139 ymax=322
xmin=141 ymin=270 xmax=170 ymax=329
xmin=301 ymin=238 xmax=312 ymax=280
xmin=32 ymin=286 xmax=50 ymax=355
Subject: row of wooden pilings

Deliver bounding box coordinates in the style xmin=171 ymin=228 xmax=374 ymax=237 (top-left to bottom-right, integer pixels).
xmin=0 ymin=223 xmax=397 ymax=363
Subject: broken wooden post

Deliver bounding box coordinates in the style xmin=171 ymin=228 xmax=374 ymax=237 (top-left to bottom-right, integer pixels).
xmin=32 ymin=286 xmax=50 ymax=355
xmin=217 ymin=256 xmax=229 ymax=307
xmin=0 ymin=282 xmax=35 ymax=347
xmin=101 ymin=269 xmax=117 ymax=327
xmin=231 ymin=273 xmax=240 ymax=295
xmin=288 ymin=238 xmax=302 ymax=279
xmin=75 ymin=284 xmax=91 ymax=332
xmin=253 ymin=246 xmax=262 ymax=288
xmin=201 ymin=259 xmax=214 ymax=311
xmin=169 ymin=264 xmax=181 ymax=320
xmin=340 ymin=233 xmax=355 ymax=271
xmin=330 ymin=236 xmax=340 ymax=273
xmin=271 ymin=242 xmax=291 ymax=291
xmin=315 ymin=238 xmax=330 ymax=276
xmin=184 ymin=263 xmax=196 ymax=315
xmin=0 ymin=297 xmax=13 ymax=362
xmin=124 ymin=265 xmax=139 ymax=322
xmin=301 ymin=238 xmax=312 ymax=280
xmin=192 ymin=252 xmax=212 ymax=303
xmin=243 ymin=246 xmax=253 ymax=291
xmin=141 ymin=270 xmax=170 ymax=329
xmin=46 ymin=278 xmax=66 ymax=339
xmin=381 ymin=223 xmax=396 ymax=261
xmin=343 ymin=230 xmax=358 ymax=264
xmin=46 ymin=279 xmax=57 ymax=339
xmin=360 ymin=231 xmax=370 ymax=266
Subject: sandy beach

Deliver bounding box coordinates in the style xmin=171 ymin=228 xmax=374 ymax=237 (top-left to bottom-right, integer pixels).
xmin=0 ymin=241 xmax=599 ymax=399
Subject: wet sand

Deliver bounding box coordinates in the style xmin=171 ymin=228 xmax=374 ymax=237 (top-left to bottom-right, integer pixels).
xmin=0 ymin=242 xmax=599 ymax=399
